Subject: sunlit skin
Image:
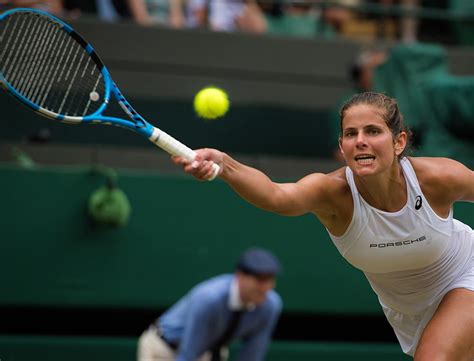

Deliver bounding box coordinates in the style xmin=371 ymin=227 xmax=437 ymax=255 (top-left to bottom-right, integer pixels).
xmin=339 ymin=104 xmax=408 ymax=212
xmin=236 ymin=271 xmax=275 ymax=305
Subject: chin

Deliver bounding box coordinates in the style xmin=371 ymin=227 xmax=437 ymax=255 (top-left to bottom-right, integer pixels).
xmin=352 ymin=167 xmax=375 ymax=176
xmin=353 ymin=166 xmax=380 ymax=179
xmin=350 ymin=160 xmax=375 ymax=171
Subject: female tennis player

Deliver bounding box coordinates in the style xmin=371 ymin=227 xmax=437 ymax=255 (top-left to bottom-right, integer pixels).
xmin=173 ymin=92 xmax=474 ymax=360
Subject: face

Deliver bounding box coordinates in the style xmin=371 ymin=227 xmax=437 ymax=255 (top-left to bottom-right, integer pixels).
xmin=339 ymin=104 xmax=406 ymax=177
xmin=236 ymin=271 xmax=275 ymax=305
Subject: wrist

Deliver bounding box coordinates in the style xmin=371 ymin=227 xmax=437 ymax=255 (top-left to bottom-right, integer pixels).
xmin=219 ymin=153 xmax=234 ymax=179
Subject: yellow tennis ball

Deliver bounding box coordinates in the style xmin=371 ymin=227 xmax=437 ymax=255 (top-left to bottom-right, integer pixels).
xmin=194 ymin=87 xmax=230 ymax=119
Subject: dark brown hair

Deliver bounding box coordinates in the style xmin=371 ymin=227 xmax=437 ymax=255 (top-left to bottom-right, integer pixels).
xmin=339 ymin=92 xmax=412 ymax=158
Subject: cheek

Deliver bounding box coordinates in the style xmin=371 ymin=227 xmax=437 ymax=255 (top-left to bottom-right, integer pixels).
xmin=339 ymin=139 xmax=353 ymax=154
xmin=375 ymin=136 xmax=396 ymax=152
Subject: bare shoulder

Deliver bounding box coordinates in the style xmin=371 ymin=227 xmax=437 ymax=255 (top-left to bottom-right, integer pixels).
xmin=297 ymin=167 xmax=352 ymax=222
xmin=408 ymin=156 xmax=473 ymax=202
xmin=409 ymin=156 xmax=469 ymax=185
xmin=298 ymin=167 xmax=349 ymax=196
xmin=326 ymin=167 xmax=351 ymax=192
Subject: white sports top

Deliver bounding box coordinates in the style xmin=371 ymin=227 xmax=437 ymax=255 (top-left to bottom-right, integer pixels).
xmin=329 ymin=157 xmax=473 ymax=315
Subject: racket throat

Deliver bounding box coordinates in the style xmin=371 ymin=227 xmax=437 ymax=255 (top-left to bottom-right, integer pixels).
xmin=118 ymin=99 xmax=146 ymax=128
xmin=113 ymin=83 xmax=146 ymax=128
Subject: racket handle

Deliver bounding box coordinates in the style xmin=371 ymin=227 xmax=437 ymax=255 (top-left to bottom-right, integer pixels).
xmin=149 ymin=127 xmax=220 ymax=181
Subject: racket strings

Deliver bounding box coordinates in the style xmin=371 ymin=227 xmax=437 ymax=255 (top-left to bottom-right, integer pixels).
xmin=0 ymin=11 xmax=105 ymax=117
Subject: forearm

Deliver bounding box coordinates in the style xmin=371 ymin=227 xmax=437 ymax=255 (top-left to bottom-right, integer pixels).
xmin=175 ymin=149 xmax=314 ymax=214
xmin=219 ymin=153 xmax=284 ymax=213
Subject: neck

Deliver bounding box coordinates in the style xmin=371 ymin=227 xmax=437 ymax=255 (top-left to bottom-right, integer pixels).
xmin=354 ymin=161 xmax=406 ymax=212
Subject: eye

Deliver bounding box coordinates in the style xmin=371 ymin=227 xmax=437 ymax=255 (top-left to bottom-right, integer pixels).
xmin=343 ymin=130 xmax=356 ymax=137
xmin=367 ymin=128 xmax=381 ymax=135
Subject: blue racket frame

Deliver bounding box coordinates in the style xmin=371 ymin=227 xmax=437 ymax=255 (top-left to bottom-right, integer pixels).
xmin=0 ymin=7 xmax=155 ymax=138
xmin=0 ymin=7 xmax=220 ymax=179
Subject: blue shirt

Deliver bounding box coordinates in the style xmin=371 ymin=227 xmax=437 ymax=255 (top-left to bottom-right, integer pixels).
xmin=157 ymin=274 xmax=282 ymax=361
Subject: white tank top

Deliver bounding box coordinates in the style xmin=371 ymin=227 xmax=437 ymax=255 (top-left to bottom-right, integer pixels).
xmin=329 ymin=157 xmax=473 ymax=314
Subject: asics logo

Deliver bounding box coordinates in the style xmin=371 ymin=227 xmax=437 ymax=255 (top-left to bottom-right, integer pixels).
xmin=415 ymin=195 xmax=422 ymax=210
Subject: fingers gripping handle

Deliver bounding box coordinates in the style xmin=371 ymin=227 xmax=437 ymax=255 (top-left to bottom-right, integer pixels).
xmin=149 ymin=128 xmax=220 ymax=181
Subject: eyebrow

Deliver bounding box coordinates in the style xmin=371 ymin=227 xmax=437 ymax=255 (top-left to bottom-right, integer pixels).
xmin=343 ymin=123 xmax=384 ymax=131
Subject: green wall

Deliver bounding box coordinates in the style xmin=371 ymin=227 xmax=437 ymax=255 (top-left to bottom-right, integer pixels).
xmin=0 ymin=165 xmax=377 ymax=314
xmin=0 ymin=165 xmax=472 ymax=314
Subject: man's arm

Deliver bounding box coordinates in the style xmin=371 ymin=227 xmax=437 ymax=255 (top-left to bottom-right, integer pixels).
xmin=176 ymin=296 xmax=215 ymax=361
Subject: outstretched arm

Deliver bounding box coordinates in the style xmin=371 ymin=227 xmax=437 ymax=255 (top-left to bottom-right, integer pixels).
xmin=172 ymin=148 xmax=339 ymax=217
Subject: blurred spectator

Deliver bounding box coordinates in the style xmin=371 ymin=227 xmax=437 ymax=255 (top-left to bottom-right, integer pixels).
xmin=265 ymin=0 xmax=336 ymax=39
xmin=234 ymin=0 xmax=267 ymax=33
xmin=321 ymin=0 xmax=401 ymax=42
xmin=145 ymin=0 xmax=186 ymax=28
xmin=123 ymin=0 xmax=186 ymax=27
xmin=321 ymin=0 xmax=360 ymax=33
xmin=373 ymin=43 xmax=448 ymax=150
xmin=350 ymin=48 xmax=388 ymax=92
xmin=399 ymin=0 xmax=419 ymax=42
xmin=324 ymin=0 xmax=357 ymax=31
xmin=369 ymin=0 xmax=397 ymax=39
xmin=186 ymin=0 xmax=267 ymax=33
xmin=64 ymin=0 xmax=177 ymax=27
xmin=420 ymin=75 xmax=474 ymax=169
xmin=2 ymin=0 xmax=63 ymax=15
xmin=126 ymin=0 xmax=156 ymax=25
xmin=95 ymin=0 xmax=122 ymax=22
xmin=257 ymin=0 xmax=283 ymax=18
xmin=372 ymin=0 xmax=419 ymax=42
xmin=95 ymin=0 xmax=154 ymax=25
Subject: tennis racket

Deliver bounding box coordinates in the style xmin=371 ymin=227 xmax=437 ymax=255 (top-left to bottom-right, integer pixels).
xmin=0 ymin=8 xmax=220 ymax=179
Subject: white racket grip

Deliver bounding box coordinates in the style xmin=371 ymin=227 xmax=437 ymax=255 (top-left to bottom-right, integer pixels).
xmin=149 ymin=127 xmax=220 ymax=181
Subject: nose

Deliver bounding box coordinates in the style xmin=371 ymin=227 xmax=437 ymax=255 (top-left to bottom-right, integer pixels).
xmin=356 ymin=132 xmax=368 ymax=148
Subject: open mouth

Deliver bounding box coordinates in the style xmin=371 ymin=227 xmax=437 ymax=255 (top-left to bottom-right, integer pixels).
xmin=355 ymin=155 xmax=375 ymax=164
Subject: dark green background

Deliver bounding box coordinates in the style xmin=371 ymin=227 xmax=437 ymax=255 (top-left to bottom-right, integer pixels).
xmin=0 ymin=166 xmax=376 ymax=314
xmin=1 ymin=166 xmax=472 ymax=314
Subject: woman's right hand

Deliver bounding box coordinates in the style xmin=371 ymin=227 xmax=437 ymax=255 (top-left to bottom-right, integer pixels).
xmin=172 ymin=148 xmax=224 ymax=181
